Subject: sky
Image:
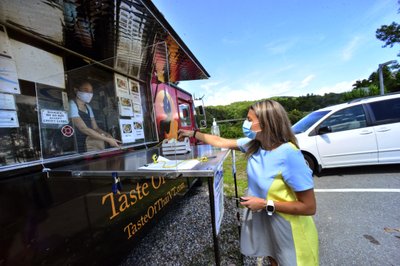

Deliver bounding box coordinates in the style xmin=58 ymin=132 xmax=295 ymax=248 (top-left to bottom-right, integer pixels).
xmin=152 ymin=0 xmax=399 ymax=106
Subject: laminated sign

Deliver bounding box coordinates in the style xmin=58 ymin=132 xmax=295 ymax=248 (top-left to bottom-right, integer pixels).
xmin=41 ymin=109 xmax=69 ymax=124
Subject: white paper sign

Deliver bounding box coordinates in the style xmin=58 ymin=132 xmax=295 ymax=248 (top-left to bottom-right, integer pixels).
xmin=0 ymin=110 xmax=19 ymax=128
xmin=129 ymin=79 xmax=140 ymax=96
xmin=138 ymin=156 xmax=199 ymax=170
xmin=0 ymin=93 xmax=16 ymax=110
xmin=131 ymin=94 xmax=141 ymax=104
xmin=115 ymin=74 xmax=129 ymax=98
xmin=41 ymin=109 xmax=69 ymax=124
xmin=214 ymin=167 xmax=225 ymax=235
xmin=119 ymin=96 xmax=134 ymax=116
xmin=132 ymin=103 xmax=142 ymax=114
xmin=119 ymin=118 xmax=135 ymax=143
xmin=133 ymin=120 xmax=144 ymax=139
xmin=0 ymin=57 xmax=21 ymax=94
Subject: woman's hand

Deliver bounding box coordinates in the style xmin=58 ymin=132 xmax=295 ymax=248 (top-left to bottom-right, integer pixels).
xmin=240 ymin=196 xmax=266 ymax=212
xmin=177 ymin=129 xmax=193 ymax=140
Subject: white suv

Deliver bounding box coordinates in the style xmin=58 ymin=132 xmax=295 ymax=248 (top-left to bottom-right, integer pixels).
xmin=292 ymin=93 xmax=400 ymax=173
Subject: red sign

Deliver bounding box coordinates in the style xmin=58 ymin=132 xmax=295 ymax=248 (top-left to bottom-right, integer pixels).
xmin=61 ymin=125 xmax=74 ymax=137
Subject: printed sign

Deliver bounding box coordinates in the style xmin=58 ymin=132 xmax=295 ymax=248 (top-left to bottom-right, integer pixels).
xmin=129 ymin=79 xmax=140 ymax=95
xmin=119 ymin=118 xmax=135 ymax=143
xmin=61 ymin=125 xmax=74 ymax=137
xmin=133 ymin=120 xmax=144 ymax=139
xmin=0 ymin=57 xmax=21 ymax=94
xmin=115 ymin=74 xmax=129 ymax=98
xmin=0 ymin=110 xmax=19 ymax=128
xmin=41 ymin=109 xmax=69 ymax=124
xmin=0 ymin=93 xmax=16 ymax=110
xmin=131 ymin=94 xmax=141 ymax=104
xmin=119 ymin=96 xmax=134 ymax=117
xmin=214 ymin=166 xmax=224 ymax=235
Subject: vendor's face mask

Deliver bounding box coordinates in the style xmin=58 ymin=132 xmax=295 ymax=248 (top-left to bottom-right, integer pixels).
xmin=242 ymin=120 xmax=260 ymax=139
xmin=77 ymin=91 xmax=93 ymax=103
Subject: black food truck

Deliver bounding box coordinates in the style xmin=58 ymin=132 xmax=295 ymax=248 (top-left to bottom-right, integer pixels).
xmin=0 ymin=1 xmax=232 ymax=265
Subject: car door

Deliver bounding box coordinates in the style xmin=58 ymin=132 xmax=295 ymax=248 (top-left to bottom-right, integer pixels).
xmin=368 ymin=97 xmax=400 ymax=163
xmin=315 ymin=105 xmax=378 ymax=167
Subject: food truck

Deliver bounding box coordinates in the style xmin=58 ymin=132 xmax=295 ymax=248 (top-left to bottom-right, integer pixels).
xmin=0 ymin=1 xmax=231 ymax=265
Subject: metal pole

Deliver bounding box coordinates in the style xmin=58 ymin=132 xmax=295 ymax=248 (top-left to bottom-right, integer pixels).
xmin=231 ymin=150 xmax=244 ymax=264
xmin=379 ymin=64 xmax=384 ymax=95
xmin=207 ymin=176 xmax=221 ymax=266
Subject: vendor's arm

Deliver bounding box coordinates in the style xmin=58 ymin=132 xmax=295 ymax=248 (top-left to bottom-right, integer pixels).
xmin=90 ymin=118 xmax=112 ymax=137
xmin=71 ymin=117 xmax=121 ymax=148
xmin=178 ymin=129 xmax=239 ymax=149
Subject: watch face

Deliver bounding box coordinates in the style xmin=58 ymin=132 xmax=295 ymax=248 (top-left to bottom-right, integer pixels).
xmin=267 ymin=205 xmax=274 ymax=212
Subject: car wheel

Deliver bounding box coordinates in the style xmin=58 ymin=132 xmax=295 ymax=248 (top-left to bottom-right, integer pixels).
xmin=303 ymin=153 xmax=315 ymax=173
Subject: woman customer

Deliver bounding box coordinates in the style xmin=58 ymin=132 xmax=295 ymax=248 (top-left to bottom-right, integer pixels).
xmin=178 ymin=99 xmax=318 ymax=266
xmin=69 ymin=81 xmax=121 ymax=153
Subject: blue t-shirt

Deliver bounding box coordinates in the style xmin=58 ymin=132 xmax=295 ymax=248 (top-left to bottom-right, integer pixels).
xmin=236 ymin=138 xmax=313 ymax=198
xmin=68 ymin=100 xmax=94 ymax=118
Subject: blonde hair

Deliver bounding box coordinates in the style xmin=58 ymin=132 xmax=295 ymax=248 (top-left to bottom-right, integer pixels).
xmin=246 ymin=99 xmax=298 ymax=157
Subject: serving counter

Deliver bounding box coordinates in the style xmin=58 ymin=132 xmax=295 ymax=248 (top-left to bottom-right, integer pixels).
xmin=48 ymin=144 xmax=233 ymax=265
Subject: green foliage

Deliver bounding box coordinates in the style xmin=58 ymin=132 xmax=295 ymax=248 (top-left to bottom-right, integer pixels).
xmin=203 ymin=93 xmax=346 ymax=136
xmin=223 ymin=152 xmax=248 ymax=197
xmin=352 ymin=66 xmax=400 ymax=93
xmin=342 ymin=85 xmax=380 ymax=101
xmin=376 ymin=21 xmax=400 ymax=51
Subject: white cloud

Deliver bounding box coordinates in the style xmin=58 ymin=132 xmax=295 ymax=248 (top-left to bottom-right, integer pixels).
xmin=198 ymin=74 xmax=324 ymax=106
xmin=314 ymin=80 xmax=355 ymax=95
xmin=341 ymin=36 xmax=362 ymax=61
xmin=265 ymin=38 xmax=298 ymax=55
xmin=202 ymin=80 xmax=296 ymax=106
xmin=300 ymin=74 xmax=316 ymax=89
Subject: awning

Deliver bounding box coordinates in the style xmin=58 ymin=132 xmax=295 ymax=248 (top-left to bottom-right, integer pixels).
xmin=0 ymin=0 xmax=209 ymax=82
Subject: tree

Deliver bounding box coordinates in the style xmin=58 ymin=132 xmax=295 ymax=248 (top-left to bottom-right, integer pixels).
xmin=352 ymin=79 xmax=371 ymax=89
xmin=376 ymin=1 xmax=400 ymax=56
xmin=376 ymin=22 xmax=400 ymax=55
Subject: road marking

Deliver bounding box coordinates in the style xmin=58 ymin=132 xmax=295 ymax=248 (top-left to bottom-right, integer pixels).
xmin=315 ymin=188 xmax=400 ymax=192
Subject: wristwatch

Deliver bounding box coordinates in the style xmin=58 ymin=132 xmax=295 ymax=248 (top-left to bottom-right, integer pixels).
xmin=266 ymin=200 xmax=275 ymax=216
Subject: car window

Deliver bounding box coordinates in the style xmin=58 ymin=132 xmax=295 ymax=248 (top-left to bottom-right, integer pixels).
xmin=319 ymin=105 xmax=367 ymax=133
xmin=369 ymin=98 xmax=400 ymax=125
xmin=292 ymin=110 xmax=330 ymax=134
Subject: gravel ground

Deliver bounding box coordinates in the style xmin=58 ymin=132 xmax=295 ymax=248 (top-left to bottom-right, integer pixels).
xmin=120 ymin=184 xmax=270 ymax=266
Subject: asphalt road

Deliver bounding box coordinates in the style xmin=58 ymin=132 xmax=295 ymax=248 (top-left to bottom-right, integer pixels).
xmin=314 ymin=164 xmax=400 ymax=266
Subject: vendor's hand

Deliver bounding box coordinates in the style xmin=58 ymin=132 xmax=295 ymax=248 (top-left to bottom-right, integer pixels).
xmin=107 ymin=138 xmax=122 ymax=148
xmin=240 ymin=196 xmax=267 ymax=212
xmin=177 ymin=129 xmax=193 ymax=140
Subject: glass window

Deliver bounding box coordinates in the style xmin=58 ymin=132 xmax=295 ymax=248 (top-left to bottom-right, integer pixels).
xmin=0 ymin=80 xmax=41 ymax=166
xmin=369 ymin=98 xmax=400 ymax=125
xmin=292 ymin=110 xmax=329 ymax=134
xmin=179 ymin=103 xmax=192 ymax=127
xmin=319 ymin=105 xmax=367 ymax=133
xmin=37 ymin=82 xmax=76 ymax=158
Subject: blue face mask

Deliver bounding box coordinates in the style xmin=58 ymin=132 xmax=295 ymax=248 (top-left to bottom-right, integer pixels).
xmin=242 ymin=120 xmax=258 ymax=139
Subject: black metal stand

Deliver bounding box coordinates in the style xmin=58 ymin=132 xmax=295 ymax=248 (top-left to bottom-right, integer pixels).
xmin=232 ymin=151 xmax=244 ymax=264
xmin=208 ymin=176 xmax=221 ymax=266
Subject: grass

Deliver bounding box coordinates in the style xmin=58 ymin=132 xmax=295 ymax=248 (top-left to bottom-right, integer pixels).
xmin=222 ymin=151 xmax=248 ymax=197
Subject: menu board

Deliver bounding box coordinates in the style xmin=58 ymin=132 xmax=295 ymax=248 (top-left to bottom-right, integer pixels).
xmin=115 ymin=74 xmax=144 ymax=142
